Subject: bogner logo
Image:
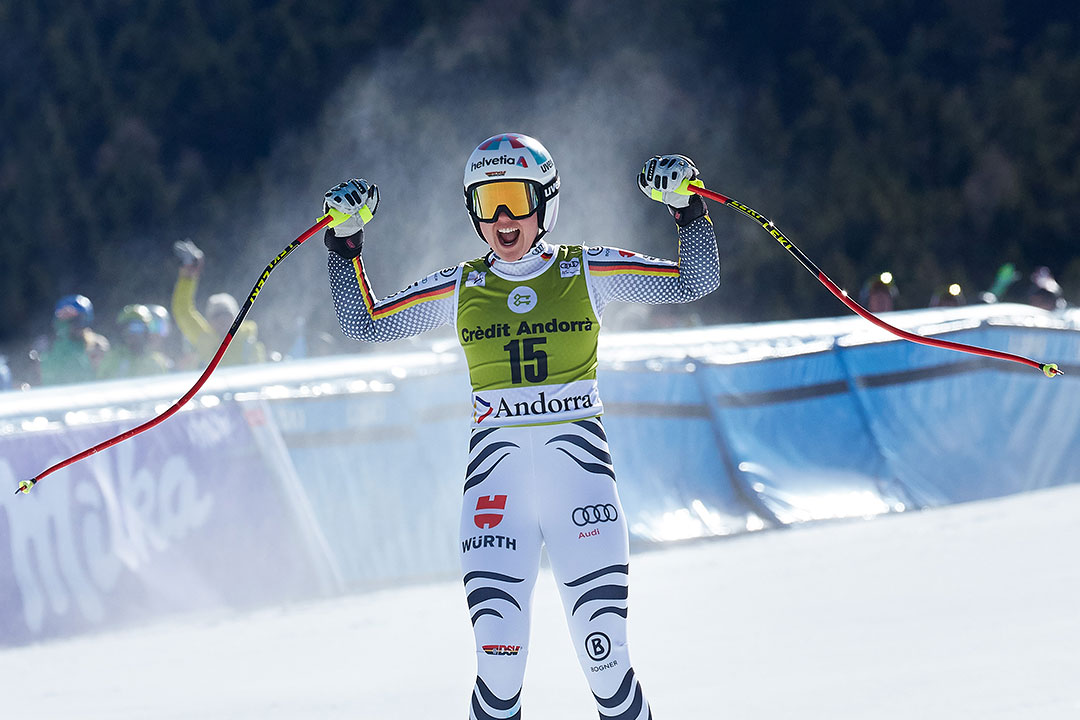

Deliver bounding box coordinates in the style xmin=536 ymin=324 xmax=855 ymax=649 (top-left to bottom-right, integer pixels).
xmin=470 ymin=155 xmax=528 ymax=172
xmin=586 ymin=632 xmax=611 ymax=662
xmin=465 ymin=270 xmax=486 ymax=287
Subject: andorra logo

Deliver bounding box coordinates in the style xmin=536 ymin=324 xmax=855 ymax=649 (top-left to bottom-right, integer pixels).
xmin=474 ymin=395 xmax=494 ymax=423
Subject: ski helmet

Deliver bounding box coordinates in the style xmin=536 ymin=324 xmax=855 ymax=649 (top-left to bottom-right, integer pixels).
xmin=54 ymin=294 xmax=94 ymax=328
xmin=205 ymin=293 xmax=239 ymax=320
xmin=117 ymin=304 xmax=153 ymax=333
xmin=463 ymin=133 xmax=560 ymax=242
xmin=146 ymin=304 xmax=171 ymax=338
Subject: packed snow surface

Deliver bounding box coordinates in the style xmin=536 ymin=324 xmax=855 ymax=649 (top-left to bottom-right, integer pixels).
xmin=2 ymin=484 xmax=1078 ymax=719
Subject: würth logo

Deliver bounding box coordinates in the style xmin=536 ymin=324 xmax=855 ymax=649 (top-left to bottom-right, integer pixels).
xmin=474 ymin=495 xmax=508 ymax=529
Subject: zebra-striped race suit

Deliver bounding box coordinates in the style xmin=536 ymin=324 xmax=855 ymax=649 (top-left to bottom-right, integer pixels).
xmin=328 ymin=214 xmax=719 ymax=719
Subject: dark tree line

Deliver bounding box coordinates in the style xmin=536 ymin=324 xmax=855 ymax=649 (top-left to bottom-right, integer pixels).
xmin=2 ymin=0 xmax=1076 ymax=369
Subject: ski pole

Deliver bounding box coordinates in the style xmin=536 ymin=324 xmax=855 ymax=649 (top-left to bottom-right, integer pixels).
xmin=687 ymin=184 xmax=1062 ymax=378
xmin=15 ymin=213 xmax=336 ymax=495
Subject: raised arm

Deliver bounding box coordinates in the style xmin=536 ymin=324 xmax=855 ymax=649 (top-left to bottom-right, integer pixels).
xmin=586 ymin=155 xmax=720 ymax=317
xmin=322 ymin=178 xmax=457 ymax=343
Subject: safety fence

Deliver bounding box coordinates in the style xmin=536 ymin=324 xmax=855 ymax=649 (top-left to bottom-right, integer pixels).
xmin=1 ymin=304 xmax=1077 ymax=646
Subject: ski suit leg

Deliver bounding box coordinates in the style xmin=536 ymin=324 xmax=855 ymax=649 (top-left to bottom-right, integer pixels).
xmin=538 ymin=417 xmax=653 ymax=720
xmin=460 ymin=426 xmax=542 ymax=720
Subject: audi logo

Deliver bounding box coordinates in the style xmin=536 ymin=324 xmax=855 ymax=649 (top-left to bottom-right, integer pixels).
xmin=572 ymin=504 xmax=618 ymax=526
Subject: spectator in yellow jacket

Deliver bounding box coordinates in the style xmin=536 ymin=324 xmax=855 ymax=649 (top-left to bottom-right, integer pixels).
xmin=171 ymin=240 xmax=266 ymax=367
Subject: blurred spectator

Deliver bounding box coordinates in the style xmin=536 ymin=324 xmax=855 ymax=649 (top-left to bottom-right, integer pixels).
xmin=37 ymin=294 xmax=112 ymax=385
xmin=284 ymin=307 xmax=347 ymax=359
xmin=860 ymin=272 xmax=898 ymax=312
xmin=172 ymin=239 xmax=266 ymax=366
xmin=145 ymin=303 xmax=177 ymax=371
xmin=930 ymin=283 xmax=967 ymax=307
xmin=0 ymin=354 xmax=11 ymax=391
xmin=1025 ymin=266 xmax=1066 ymax=311
xmin=97 ymin=304 xmax=172 ymax=379
xmin=979 ymin=263 xmax=1021 ymax=304
xmin=286 ymin=314 xmax=309 ymax=360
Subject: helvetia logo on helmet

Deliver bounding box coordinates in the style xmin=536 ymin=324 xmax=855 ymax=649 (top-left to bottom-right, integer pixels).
xmin=479 ymin=134 xmax=527 ymax=150
xmin=470 ymin=155 xmax=528 ymax=172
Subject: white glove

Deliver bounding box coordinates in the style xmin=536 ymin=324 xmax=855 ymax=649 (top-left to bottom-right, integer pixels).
xmin=172 ymin=239 xmax=204 ymax=266
xmin=323 ymin=178 xmax=379 ymax=237
xmin=637 ymin=155 xmax=701 ymax=208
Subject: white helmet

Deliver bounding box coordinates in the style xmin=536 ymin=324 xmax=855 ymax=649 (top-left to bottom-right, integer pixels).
xmin=463 ymin=133 xmax=560 ymax=242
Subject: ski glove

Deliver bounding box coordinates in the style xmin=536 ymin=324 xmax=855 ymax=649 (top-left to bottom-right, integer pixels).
xmin=323 ymin=179 xmax=378 ymax=259
xmin=172 ymin=239 xmax=204 ymax=266
xmin=324 ymin=178 xmax=379 ymax=237
xmin=638 ymin=154 xmax=702 ymax=208
xmin=638 ymin=155 xmax=708 ymax=228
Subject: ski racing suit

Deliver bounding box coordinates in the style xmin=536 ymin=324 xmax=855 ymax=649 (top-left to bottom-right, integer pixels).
xmin=327 ymin=213 xmax=719 ymax=719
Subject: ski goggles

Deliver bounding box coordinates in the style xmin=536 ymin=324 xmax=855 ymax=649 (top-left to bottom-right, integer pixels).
xmin=467 ymin=180 xmax=542 ymax=222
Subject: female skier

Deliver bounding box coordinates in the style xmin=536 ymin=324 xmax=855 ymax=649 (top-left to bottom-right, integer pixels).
xmin=323 ymin=133 xmax=719 ymax=720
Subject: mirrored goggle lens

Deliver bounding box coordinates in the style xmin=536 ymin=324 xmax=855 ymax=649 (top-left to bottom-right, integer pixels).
xmin=470 ymin=181 xmax=539 ymax=221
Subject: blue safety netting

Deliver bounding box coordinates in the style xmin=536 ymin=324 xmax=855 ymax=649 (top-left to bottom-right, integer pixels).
xmin=1 ymin=304 xmax=1077 ymax=644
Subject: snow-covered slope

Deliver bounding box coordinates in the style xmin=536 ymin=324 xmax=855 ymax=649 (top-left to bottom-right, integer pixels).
xmin=3 ymin=484 xmax=1078 ymax=719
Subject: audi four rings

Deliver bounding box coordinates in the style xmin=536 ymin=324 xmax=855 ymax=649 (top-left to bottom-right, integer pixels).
xmin=572 ymin=504 xmax=619 ymax=526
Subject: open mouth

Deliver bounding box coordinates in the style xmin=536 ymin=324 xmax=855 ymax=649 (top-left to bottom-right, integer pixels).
xmin=496 ymin=227 xmax=520 ymax=246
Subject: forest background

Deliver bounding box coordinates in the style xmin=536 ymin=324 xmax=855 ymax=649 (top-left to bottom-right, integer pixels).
xmin=2 ymin=0 xmax=1077 ymax=376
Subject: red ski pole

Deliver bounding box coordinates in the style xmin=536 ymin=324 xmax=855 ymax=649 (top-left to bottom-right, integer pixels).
xmin=15 ymin=213 xmax=335 ymax=495
xmin=688 ymin=184 xmax=1062 ymax=378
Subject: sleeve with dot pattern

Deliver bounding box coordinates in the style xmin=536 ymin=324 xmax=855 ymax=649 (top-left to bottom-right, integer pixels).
xmin=327 ymin=251 xmax=459 ymax=343
xmin=584 ymin=215 xmax=720 ymax=318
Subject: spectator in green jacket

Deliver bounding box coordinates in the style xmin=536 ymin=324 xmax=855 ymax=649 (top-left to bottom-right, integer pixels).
xmin=38 ymin=294 xmax=111 ymax=385
xmin=97 ymin=304 xmax=171 ymax=379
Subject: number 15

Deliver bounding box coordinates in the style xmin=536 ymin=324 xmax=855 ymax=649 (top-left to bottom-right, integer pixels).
xmin=503 ymin=338 xmax=548 ymax=384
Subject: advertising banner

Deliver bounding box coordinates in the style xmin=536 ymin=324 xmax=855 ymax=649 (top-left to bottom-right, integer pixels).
xmin=0 ymin=401 xmax=332 ymax=646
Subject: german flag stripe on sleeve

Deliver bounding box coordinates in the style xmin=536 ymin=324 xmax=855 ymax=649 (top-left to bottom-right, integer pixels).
xmin=352 ymin=257 xmax=456 ymax=319
xmin=588 ymin=260 xmax=680 ymax=277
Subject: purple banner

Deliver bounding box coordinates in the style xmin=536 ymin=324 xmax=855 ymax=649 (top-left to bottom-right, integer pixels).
xmin=0 ymin=401 xmax=329 ymax=646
